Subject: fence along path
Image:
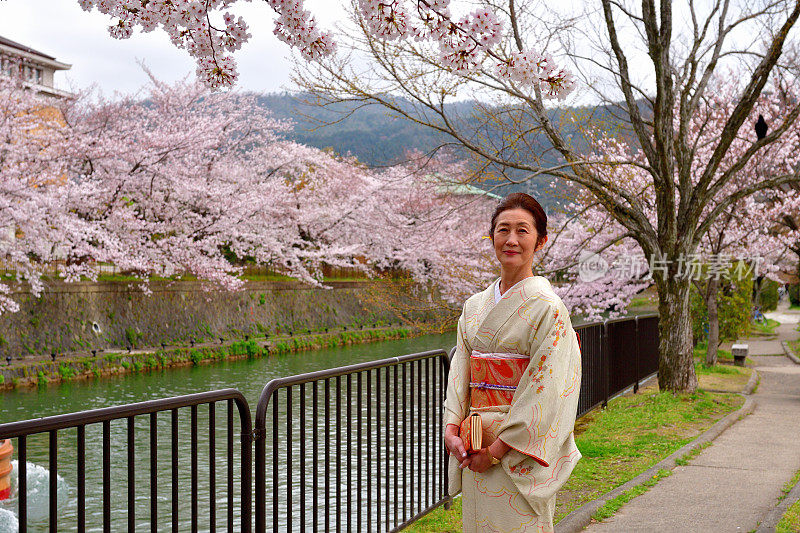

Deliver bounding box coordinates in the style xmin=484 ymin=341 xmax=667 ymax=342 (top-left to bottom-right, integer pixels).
xmin=0 ymin=314 xmax=658 ymax=532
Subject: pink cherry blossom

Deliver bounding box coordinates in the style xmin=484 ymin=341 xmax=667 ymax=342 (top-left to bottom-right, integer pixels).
xmin=75 ymin=0 xmax=573 ymax=98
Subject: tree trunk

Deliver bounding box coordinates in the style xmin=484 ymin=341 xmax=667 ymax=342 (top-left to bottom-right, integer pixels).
xmin=655 ymin=274 xmax=698 ymax=392
xmin=752 ymin=275 xmax=764 ymax=310
xmin=705 ymin=278 xmax=720 ymax=366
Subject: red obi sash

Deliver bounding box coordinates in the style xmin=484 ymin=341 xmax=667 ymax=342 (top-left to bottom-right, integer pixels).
xmin=469 ymin=350 xmax=529 ymax=408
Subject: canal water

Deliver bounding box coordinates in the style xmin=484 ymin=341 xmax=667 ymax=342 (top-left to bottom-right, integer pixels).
xmin=0 ymin=331 xmax=456 ymax=532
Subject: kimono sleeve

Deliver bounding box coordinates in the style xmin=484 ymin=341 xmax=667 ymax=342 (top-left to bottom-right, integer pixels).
xmin=443 ymin=305 xmax=472 ymax=429
xmin=495 ymin=302 xmax=581 ymax=467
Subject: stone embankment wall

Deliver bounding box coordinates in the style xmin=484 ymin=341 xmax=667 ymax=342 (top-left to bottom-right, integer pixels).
xmin=0 ymin=326 xmax=418 ymax=391
xmin=0 ymin=279 xmax=432 ymax=358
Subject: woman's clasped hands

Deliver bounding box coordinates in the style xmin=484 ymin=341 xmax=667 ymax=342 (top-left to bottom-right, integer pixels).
xmin=444 ymin=424 xmax=496 ymax=474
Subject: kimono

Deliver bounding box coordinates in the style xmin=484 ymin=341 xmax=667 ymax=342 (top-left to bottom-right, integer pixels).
xmin=444 ymin=276 xmax=582 ymax=533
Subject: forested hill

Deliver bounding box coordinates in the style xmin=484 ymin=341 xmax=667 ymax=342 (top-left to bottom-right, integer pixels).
xmin=255 ymin=93 xmax=634 ymax=209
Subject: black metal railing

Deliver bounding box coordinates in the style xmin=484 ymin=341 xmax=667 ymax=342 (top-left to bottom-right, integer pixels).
xmin=253 ymin=349 xmax=450 ymax=533
xmin=0 ymin=389 xmax=252 ymax=533
xmin=576 ymin=314 xmax=660 ymax=417
xmin=0 ymin=313 xmax=659 ymax=532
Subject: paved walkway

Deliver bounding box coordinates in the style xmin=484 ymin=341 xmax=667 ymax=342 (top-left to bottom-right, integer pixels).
xmin=582 ymin=300 xmax=800 ymax=532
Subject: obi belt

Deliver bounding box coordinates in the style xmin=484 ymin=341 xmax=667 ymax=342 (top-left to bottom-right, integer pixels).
xmin=469 ymin=350 xmax=529 ymax=408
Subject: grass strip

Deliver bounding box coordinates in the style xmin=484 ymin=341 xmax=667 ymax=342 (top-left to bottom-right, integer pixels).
xmin=781 ymin=469 xmax=800 ymax=501
xmin=591 ymin=468 xmax=673 ymax=521
xmin=749 ymin=318 xmax=780 ymax=336
xmin=776 ymin=499 xmax=800 ymax=533
xmin=777 ymin=470 xmax=800 ymax=533
xmin=675 ymin=441 xmax=711 ymax=466
xmin=1 ymin=326 xmax=415 ymax=390
xmin=787 ymin=339 xmax=800 ymax=359
xmin=403 ymin=386 xmax=743 ymax=532
xmin=775 ymin=467 xmax=800 ymax=533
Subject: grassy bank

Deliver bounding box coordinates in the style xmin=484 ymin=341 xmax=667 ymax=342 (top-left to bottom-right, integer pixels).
xmin=404 ymin=383 xmax=744 ymax=532
xmin=749 ymin=318 xmax=780 ymax=336
xmin=786 ymin=338 xmax=800 ymax=358
xmin=694 ymin=361 xmax=753 ymax=392
xmin=0 ymin=326 xmax=418 ymax=391
xmin=777 ymin=500 xmax=800 ymax=533
xmin=777 ymin=470 xmax=800 ymax=533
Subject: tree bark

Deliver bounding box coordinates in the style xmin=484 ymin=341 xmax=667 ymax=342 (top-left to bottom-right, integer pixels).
xmin=705 ymin=277 xmax=720 ymax=366
xmin=655 ymin=274 xmax=698 ymax=392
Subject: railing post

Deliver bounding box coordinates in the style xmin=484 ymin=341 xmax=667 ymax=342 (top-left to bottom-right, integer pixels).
xmin=237 ymin=399 xmax=253 ymax=533
xmin=634 ymin=316 xmax=640 ymax=394
xmin=602 ymin=319 xmax=610 ymax=408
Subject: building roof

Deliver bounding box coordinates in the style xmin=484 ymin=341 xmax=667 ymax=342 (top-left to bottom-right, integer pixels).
xmin=0 ymin=35 xmax=55 ymax=60
xmin=442 ymin=181 xmax=502 ymax=199
xmin=423 ymin=173 xmax=502 ymax=200
xmin=0 ymin=35 xmax=71 ymax=71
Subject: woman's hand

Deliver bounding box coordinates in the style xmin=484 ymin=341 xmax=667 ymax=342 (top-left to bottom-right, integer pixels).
xmin=467 ymin=448 xmax=495 ymax=473
xmin=445 ymin=424 xmax=468 ymax=462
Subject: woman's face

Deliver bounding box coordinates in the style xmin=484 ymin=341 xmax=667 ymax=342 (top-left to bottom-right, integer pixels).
xmin=492 ymin=208 xmax=547 ymax=270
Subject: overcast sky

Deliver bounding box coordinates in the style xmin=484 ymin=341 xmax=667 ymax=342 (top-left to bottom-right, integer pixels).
xmin=0 ymin=0 xmax=341 ymax=96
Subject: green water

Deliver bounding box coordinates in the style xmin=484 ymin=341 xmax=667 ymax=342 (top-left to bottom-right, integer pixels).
xmin=0 ymin=332 xmax=455 ymax=532
xmin=0 ymin=332 xmax=455 ymax=423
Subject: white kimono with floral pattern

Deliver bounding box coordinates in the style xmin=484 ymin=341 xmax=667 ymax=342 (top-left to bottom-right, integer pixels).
xmin=444 ymin=276 xmax=582 ymax=533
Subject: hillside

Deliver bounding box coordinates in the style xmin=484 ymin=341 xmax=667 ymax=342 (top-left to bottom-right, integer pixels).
xmin=255 ymin=93 xmax=638 ymax=211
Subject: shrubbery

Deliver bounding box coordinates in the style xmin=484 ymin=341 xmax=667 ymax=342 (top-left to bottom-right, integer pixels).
xmin=789 ymin=284 xmax=800 ymax=306
xmin=691 ymin=262 xmax=753 ymax=347
xmin=757 ymin=279 xmax=779 ymax=312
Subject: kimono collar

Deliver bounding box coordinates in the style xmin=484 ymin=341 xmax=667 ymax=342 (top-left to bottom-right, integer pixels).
xmin=494 ymin=277 xmax=529 ymax=304
xmin=472 ymin=276 xmax=552 ymax=352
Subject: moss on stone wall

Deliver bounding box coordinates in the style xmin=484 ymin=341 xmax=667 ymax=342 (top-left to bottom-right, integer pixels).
xmin=0 ymin=326 xmax=417 ymax=392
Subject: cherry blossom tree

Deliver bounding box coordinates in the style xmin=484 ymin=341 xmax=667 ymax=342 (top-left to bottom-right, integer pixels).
xmin=75 ymin=0 xmax=574 ymax=97
xmin=692 ymin=192 xmax=791 ymax=365
xmin=578 ymin=81 xmax=800 ymax=367
xmin=0 ymin=70 xmax=411 ymax=313
xmin=72 ymin=0 xmax=800 ymax=393
xmin=0 ymin=66 xmax=655 ymax=326
xmin=360 ymin=151 xmax=650 ymax=324
xmin=19 ymin=0 xmax=800 ymax=392
xmin=286 ymin=0 xmax=800 ymax=392
xmin=66 ymin=71 xmax=412 ymax=289
xmin=0 ymin=73 xmax=79 ymax=314
xmin=542 ymin=202 xmax=650 ymax=322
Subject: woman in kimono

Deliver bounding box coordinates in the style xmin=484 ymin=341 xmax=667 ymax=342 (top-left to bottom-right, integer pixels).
xmin=444 ymin=192 xmax=582 ymax=533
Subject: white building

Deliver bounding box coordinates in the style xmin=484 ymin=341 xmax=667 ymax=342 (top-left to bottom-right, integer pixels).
xmin=0 ymin=35 xmax=71 ymax=97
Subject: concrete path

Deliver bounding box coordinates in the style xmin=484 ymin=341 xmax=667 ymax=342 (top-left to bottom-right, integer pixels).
xmin=582 ymin=300 xmax=800 ymax=533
